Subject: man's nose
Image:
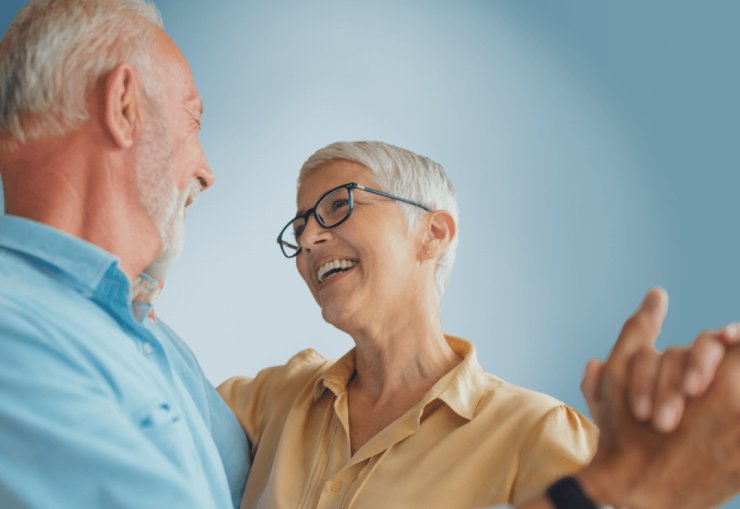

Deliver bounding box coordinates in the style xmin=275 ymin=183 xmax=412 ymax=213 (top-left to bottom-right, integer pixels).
xmin=196 ymin=155 xmax=215 ymax=190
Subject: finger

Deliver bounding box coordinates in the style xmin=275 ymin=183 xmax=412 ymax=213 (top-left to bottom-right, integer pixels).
xmin=607 ymin=288 xmax=669 ymax=372
xmin=683 ymin=330 xmax=726 ymax=396
xmin=653 ymin=347 xmax=688 ymax=433
xmin=581 ymin=358 xmax=603 ymax=420
xmin=628 ymin=346 xmax=660 ymax=421
xmin=719 ymin=322 xmax=740 ymax=345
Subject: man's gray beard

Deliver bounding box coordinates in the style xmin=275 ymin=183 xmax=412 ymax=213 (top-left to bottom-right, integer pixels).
xmin=134 ymin=100 xmax=186 ymax=286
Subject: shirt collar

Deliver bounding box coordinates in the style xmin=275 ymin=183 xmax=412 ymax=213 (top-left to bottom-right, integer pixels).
xmin=312 ymin=335 xmax=487 ymax=421
xmin=312 ymin=348 xmax=356 ymax=401
xmin=132 ymin=272 xmax=162 ymax=322
xmin=0 ymin=215 xmax=134 ymax=314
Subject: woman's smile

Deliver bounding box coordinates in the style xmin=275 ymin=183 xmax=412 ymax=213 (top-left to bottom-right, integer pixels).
xmin=316 ymin=258 xmax=360 ymax=286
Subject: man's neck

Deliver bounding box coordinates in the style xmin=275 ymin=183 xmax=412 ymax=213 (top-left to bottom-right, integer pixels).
xmin=1 ymin=130 xmax=160 ymax=282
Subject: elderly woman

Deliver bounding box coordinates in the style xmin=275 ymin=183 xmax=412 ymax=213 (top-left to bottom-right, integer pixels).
xmin=219 ymin=140 xmax=597 ymax=508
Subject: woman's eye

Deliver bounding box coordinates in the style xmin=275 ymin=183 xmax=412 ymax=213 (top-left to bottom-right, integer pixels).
xmin=293 ymin=224 xmax=305 ymax=239
xmin=330 ymin=199 xmax=349 ymax=212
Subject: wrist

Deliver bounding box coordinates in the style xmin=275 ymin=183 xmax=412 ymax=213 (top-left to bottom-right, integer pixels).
xmin=575 ymin=449 xmax=660 ymax=509
xmin=575 ymin=462 xmax=628 ymax=508
xmin=573 ymin=464 xmax=621 ymax=507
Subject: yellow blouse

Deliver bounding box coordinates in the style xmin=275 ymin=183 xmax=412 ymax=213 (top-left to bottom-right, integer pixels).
xmin=218 ymin=336 xmax=597 ymax=509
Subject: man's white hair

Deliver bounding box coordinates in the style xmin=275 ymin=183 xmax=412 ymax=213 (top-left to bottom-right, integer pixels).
xmin=299 ymin=141 xmax=459 ymax=299
xmin=0 ymin=0 xmax=163 ymax=148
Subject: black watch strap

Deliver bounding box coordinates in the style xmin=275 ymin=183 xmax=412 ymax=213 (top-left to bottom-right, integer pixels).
xmin=546 ymin=476 xmax=599 ymax=509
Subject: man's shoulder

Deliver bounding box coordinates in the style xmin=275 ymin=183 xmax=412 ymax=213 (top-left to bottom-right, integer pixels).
xmin=0 ymin=261 xmax=67 ymax=327
xmin=0 ymin=248 xmax=79 ymax=307
xmin=0 ymin=249 xmax=122 ymax=361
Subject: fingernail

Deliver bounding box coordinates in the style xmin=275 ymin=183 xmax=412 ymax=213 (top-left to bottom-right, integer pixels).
xmin=723 ymin=322 xmax=740 ymax=341
xmin=634 ymin=395 xmax=652 ymax=420
xmin=655 ymin=404 xmax=678 ymax=432
xmin=683 ymin=369 xmax=702 ymax=396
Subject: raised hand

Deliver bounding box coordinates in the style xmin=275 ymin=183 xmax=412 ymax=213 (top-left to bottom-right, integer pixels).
xmin=576 ymin=289 xmax=740 ymax=508
xmin=581 ymin=296 xmax=740 ymax=432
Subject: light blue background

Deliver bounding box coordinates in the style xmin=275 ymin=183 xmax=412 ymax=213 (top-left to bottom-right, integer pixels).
xmin=2 ymin=2 xmax=738 ymax=506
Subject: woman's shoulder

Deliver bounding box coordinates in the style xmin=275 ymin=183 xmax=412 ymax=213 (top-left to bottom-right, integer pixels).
xmin=476 ymin=372 xmax=592 ymax=428
xmin=261 ymin=347 xmax=333 ymax=379
xmin=481 ymin=379 xmax=598 ymax=505
xmin=218 ymin=348 xmax=343 ymax=444
xmin=219 ymin=348 xmax=336 ymax=402
xmin=474 ymin=373 xmax=598 ymax=504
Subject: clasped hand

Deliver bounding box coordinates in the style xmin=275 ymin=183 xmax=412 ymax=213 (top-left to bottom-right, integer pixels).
xmin=579 ymin=289 xmax=740 ymax=509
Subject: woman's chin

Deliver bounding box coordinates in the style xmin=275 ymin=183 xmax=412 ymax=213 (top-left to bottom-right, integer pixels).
xmin=320 ymin=302 xmax=356 ymax=332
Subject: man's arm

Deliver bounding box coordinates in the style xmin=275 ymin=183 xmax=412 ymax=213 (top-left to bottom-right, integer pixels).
xmin=0 ymin=311 xmax=221 ymax=509
xmin=581 ymin=319 xmax=740 ymax=434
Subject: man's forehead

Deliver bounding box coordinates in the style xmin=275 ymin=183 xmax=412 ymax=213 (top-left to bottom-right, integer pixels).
xmin=152 ymin=26 xmax=199 ymax=98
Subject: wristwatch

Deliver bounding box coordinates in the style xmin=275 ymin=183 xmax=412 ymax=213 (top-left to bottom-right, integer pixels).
xmin=546 ymin=476 xmax=614 ymax=509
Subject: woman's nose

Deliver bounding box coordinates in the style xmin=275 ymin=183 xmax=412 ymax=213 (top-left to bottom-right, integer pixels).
xmin=299 ymin=215 xmax=332 ymax=251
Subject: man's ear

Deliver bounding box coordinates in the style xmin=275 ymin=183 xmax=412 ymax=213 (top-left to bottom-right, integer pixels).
xmin=420 ymin=210 xmax=456 ymax=260
xmin=102 ymin=63 xmax=140 ymax=149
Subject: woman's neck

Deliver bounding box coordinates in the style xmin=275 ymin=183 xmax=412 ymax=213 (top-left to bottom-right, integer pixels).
xmin=349 ymin=307 xmax=461 ymax=404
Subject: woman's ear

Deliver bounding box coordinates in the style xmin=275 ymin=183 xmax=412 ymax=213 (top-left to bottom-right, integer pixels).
xmin=420 ymin=210 xmax=456 ymax=260
xmin=102 ymin=63 xmax=140 ymax=149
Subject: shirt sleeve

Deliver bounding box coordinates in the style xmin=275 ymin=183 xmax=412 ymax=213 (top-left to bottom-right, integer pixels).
xmin=154 ymin=319 xmax=250 ymax=508
xmin=511 ymin=404 xmax=598 ymax=506
xmin=218 ymin=349 xmax=325 ymax=450
xmin=0 ymin=307 xmax=220 ymax=509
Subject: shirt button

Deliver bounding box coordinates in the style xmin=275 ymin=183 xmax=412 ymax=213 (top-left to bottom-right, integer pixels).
xmin=141 ymin=342 xmax=154 ymax=355
xmin=329 ymin=479 xmax=342 ymax=493
xmin=80 ymin=288 xmax=93 ymax=299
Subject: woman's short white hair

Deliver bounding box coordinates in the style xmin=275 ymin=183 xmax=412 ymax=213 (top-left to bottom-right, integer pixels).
xmin=0 ymin=0 xmax=163 ymax=149
xmin=299 ymin=141 xmax=459 ymax=299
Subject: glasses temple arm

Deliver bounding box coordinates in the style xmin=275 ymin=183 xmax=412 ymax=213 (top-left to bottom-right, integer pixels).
xmin=356 ymin=185 xmax=431 ymax=212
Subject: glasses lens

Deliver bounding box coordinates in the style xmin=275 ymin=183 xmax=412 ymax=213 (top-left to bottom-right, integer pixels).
xmin=278 ymin=217 xmax=305 ymax=257
xmin=316 ymin=186 xmax=351 ymax=227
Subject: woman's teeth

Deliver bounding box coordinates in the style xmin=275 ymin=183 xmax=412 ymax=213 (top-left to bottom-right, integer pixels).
xmin=317 ymin=259 xmax=358 ymax=284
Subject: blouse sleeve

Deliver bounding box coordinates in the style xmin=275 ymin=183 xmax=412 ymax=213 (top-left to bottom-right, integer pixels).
xmin=511 ymin=404 xmax=598 ymax=506
xmin=218 ymin=348 xmax=326 ymax=452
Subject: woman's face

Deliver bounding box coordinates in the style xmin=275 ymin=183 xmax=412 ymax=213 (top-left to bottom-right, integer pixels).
xmin=295 ymin=160 xmax=425 ymax=332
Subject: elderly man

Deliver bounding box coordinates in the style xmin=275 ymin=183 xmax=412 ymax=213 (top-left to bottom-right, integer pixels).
xmin=0 ymin=1 xmax=737 ymax=509
xmin=0 ymin=1 xmax=248 ymax=508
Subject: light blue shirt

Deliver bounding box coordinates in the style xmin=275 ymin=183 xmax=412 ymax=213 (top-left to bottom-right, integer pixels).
xmin=0 ymin=215 xmax=250 ymax=508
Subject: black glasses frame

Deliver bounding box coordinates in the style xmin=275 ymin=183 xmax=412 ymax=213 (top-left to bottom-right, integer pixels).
xmin=277 ymin=182 xmax=431 ymax=258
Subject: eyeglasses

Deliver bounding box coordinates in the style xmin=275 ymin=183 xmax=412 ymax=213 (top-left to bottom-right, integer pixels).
xmin=277 ymin=182 xmax=431 ymax=258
